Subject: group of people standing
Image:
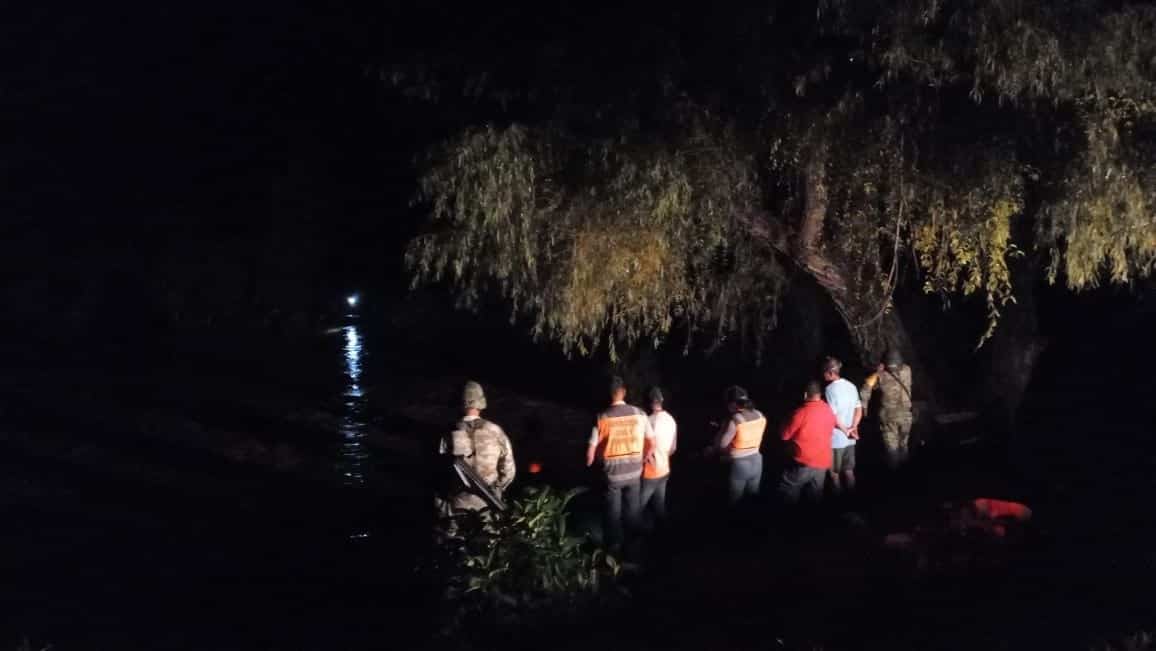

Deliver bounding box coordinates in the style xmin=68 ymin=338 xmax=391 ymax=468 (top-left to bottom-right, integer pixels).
xmin=584 ymin=350 xmax=915 ymax=552
xmin=435 ymin=350 xmax=915 ymax=554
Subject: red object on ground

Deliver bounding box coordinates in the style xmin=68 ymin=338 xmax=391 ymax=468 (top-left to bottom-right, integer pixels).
xmin=780 ymin=400 xmax=837 ymax=470
xmin=973 ymin=498 xmax=1032 ymax=521
xmin=528 ymin=462 xmax=542 ymax=474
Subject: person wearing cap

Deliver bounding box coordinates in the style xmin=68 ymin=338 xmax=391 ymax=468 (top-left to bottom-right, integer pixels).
xmin=707 ymin=385 xmax=767 ymax=505
xmin=437 ymin=381 xmax=516 ymax=519
xmin=822 ymin=356 xmax=862 ymax=496
xmin=860 ymin=349 xmax=914 ymax=468
xmin=640 ymin=387 xmax=677 ymax=525
xmin=586 ymin=376 xmax=656 ymax=552
xmin=778 ymin=381 xmax=837 ymax=504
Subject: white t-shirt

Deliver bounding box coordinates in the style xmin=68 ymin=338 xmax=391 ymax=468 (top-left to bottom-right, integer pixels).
xmin=825 ymin=377 xmax=861 ymax=449
xmin=648 ymin=410 xmax=677 ymax=457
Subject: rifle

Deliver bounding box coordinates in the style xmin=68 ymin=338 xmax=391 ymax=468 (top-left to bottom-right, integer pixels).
xmin=453 ymin=457 xmax=507 ymax=512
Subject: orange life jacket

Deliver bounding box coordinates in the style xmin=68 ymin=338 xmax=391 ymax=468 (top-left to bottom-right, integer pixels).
xmin=598 ymin=414 xmax=646 ymax=461
xmin=730 ymin=416 xmax=766 ymax=454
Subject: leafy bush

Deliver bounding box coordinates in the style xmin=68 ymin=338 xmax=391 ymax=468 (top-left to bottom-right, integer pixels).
xmin=433 ymin=486 xmax=625 ymax=646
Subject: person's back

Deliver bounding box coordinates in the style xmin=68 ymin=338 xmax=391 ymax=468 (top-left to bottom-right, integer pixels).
xmin=593 ymin=402 xmax=650 ymax=484
xmin=641 ymin=387 xmax=677 ymax=524
xmin=783 ymin=400 xmax=835 ymax=469
xmin=444 ymin=417 xmax=515 ymax=506
xmin=711 ymin=386 xmax=767 ymax=505
xmin=823 ymin=356 xmax=863 ymax=496
xmin=438 ymin=381 xmax=516 ymax=513
xmin=586 ymin=377 xmax=654 ymax=552
xmin=727 ymin=408 xmax=767 ymax=459
xmin=778 ymin=382 xmax=836 ymax=504
xmin=877 ymin=363 xmax=913 ymax=418
xmin=645 ymin=396 xmax=677 ymax=481
xmin=870 ymin=350 xmax=914 ymax=467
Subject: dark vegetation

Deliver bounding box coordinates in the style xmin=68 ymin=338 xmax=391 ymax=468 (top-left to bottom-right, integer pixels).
xmin=3 ymin=0 xmax=1156 ymax=649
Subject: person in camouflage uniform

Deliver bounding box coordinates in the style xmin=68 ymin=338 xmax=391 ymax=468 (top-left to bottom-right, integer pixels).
xmin=436 ymin=381 xmax=516 ymax=522
xmin=860 ymin=349 xmax=914 ymax=468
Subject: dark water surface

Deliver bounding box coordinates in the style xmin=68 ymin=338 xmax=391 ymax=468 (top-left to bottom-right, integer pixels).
xmin=0 ymin=318 xmax=437 ymax=649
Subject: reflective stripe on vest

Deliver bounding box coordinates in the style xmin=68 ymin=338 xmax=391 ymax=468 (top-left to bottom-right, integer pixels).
xmin=730 ymin=417 xmax=766 ymax=452
xmin=598 ymin=415 xmax=645 ymax=460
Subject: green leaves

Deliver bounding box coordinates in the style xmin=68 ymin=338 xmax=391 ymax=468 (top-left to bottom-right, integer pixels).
xmin=430 ymin=487 xmax=627 ymax=646
xmin=401 ymin=0 xmax=1156 ymax=358
xmin=437 ymin=487 xmax=624 ymax=639
xmin=408 ymin=116 xmax=782 ymax=361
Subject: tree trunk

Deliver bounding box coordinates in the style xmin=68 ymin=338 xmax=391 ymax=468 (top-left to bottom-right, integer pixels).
xmin=793 ymin=149 xmax=938 ymax=404
xmin=740 ymin=148 xmax=936 ymax=402
xmin=985 ymin=255 xmax=1049 ymax=430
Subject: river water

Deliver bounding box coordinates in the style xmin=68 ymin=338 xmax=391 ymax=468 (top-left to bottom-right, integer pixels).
xmin=336 ymin=321 xmax=370 ymax=486
xmin=0 ymin=318 xmax=437 ymax=649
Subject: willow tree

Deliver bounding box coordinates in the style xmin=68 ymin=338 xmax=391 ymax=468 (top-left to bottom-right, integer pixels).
xmin=394 ymin=1 xmax=1156 ymax=365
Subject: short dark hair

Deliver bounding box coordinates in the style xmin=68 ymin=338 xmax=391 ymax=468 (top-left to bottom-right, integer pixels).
xmin=822 ymin=356 xmax=842 ymax=375
xmin=609 ymin=376 xmax=626 ymax=395
xmin=648 ymin=386 xmax=664 ymax=404
xmin=805 ymin=380 xmax=823 ymax=398
xmin=725 ymin=385 xmax=753 ymax=409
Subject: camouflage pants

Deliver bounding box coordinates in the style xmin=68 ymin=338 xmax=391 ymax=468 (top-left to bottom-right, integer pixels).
xmin=880 ymin=414 xmax=913 ymax=468
xmin=433 ymin=492 xmax=493 ymax=539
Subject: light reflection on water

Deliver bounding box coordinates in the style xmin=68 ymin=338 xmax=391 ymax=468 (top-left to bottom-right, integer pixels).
xmin=337 ymin=324 xmax=369 ymax=486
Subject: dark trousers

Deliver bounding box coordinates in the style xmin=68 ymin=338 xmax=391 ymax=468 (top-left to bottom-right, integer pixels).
xmin=777 ymin=464 xmax=826 ymax=504
xmin=640 ymin=475 xmax=670 ymax=523
xmin=604 ymin=479 xmax=641 ymax=550
xmin=727 ymin=454 xmax=763 ymax=504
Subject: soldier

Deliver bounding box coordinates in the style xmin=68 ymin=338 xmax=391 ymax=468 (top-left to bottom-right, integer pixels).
xmin=586 ymin=376 xmax=655 ymax=553
xmin=860 ymin=349 xmax=914 ymax=468
xmin=436 ymin=381 xmax=516 ymax=525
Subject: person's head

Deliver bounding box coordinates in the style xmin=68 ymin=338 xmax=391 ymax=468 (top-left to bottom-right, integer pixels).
xmin=648 ymin=386 xmax=665 ymax=412
xmin=725 ymin=385 xmax=752 ymax=412
xmin=609 ymin=376 xmax=627 ymax=403
xmin=804 ymin=380 xmax=823 ymax=401
xmin=462 ymin=381 xmax=487 ymax=413
xmin=885 ymin=348 xmax=903 ymax=369
xmin=822 ymin=356 xmax=842 ymax=383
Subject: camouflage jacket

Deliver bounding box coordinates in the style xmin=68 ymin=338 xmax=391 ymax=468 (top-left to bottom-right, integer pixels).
xmin=860 ymin=364 xmax=913 ymax=420
xmin=439 ymin=416 xmax=516 ymax=496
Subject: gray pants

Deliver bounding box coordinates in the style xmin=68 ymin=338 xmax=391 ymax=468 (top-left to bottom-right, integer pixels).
xmin=604 ymin=479 xmax=641 ymax=550
xmin=778 ymin=464 xmax=826 ymax=504
xmin=727 ymin=454 xmax=763 ymax=504
xmin=640 ymin=475 xmax=669 ymax=522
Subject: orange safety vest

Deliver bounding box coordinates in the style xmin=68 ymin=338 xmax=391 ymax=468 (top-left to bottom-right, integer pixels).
xmin=643 ymin=447 xmax=669 ymax=479
xmin=730 ymin=416 xmax=766 ymax=454
xmin=598 ymin=414 xmax=646 ymax=461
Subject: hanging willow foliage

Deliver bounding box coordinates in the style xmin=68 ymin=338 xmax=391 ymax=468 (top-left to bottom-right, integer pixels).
xmin=407 ymin=118 xmax=784 ymax=360
xmin=1039 ymin=109 xmax=1156 ymax=289
xmin=399 ymin=0 xmax=1156 ymax=359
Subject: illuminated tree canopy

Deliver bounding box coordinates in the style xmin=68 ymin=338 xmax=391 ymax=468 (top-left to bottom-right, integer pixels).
xmin=394 ymin=1 xmax=1156 ymax=362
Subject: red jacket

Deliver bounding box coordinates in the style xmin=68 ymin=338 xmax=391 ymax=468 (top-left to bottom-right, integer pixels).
xmin=781 ymin=399 xmax=836 ymax=470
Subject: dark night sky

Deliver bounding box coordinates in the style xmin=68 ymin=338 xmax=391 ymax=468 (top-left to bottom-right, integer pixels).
xmin=3 ymin=2 xmax=441 ymax=334
xmin=7 ymin=3 xmax=388 ymax=218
